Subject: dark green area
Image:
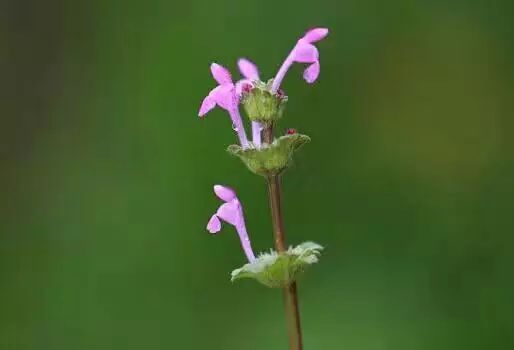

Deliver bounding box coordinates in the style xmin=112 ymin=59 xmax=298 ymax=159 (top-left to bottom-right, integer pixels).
xmin=2 ymin=0 xmax=514 ymax=349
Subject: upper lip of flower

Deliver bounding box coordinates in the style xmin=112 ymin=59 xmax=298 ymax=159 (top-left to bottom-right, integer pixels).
xmin=234 ymin=58 xmax=260 ymax=98
xmin=238 ymin=58 xmax=260 ymax=81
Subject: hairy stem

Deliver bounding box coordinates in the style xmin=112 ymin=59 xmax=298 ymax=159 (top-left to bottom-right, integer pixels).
xmin=263 ymin=125 xmax=303 ymax=350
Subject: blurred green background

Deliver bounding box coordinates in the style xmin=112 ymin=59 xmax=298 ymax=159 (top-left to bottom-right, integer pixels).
xmin=2 ymin=0 xmax=514 ymax=349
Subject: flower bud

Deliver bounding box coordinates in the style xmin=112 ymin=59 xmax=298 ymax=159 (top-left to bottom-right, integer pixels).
xmin=240 ymin=80 xmax=287 ymax=124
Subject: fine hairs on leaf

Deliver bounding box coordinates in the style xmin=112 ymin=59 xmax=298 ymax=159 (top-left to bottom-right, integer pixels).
xmin=231 ymin=242 xmax=324 ymax=288
xmin=227 ymin=133 xmax=311 ymax=177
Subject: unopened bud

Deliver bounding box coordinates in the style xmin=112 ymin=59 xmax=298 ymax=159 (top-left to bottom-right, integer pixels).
xmin=241 ymin=80 xmax=287 ymax=124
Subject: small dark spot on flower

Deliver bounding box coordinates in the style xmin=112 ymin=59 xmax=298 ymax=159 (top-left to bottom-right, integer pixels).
xmin=242 ymin=84 xmax=253 ymax=94
xmin=286 ymin=128 xmax=297 ymax=135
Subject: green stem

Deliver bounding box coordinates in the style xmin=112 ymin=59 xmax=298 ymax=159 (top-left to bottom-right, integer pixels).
xmin=264 ymin=125 xmax=303 ymax=350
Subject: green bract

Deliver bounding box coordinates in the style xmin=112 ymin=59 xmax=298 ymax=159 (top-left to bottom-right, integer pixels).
xmin=241 ymin=80 xmax=287 ymax=124
xmin=227 ymin=133 xmax=310 ymax=177
xmin=231 ymin=242 xmax=323 ymax=288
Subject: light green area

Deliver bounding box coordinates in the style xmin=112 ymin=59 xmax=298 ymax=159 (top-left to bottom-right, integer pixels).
xmin=241 ymin=79 xmax=287 ymax=123
xmin=231 ymin=242 xmax=323 ymax=288
xmin=228 ymin=133 xmax=310 ymax=176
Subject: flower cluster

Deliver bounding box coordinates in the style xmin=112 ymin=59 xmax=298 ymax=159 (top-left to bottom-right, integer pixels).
xmin=199 ymin=28 xmax=328 ymax=287
xmin=198 ymin=28 xmax=328 ymax=149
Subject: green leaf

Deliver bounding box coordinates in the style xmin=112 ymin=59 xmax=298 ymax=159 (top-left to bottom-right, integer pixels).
xmin=227 ymin=133 xmax=311 ymax=177
xmin=231 ymin=242 xmax=323 ymax=288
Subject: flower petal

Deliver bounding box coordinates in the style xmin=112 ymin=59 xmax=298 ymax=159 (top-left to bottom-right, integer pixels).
xmin=214 ymin=185 xmax=237 ymax=202
xmin=210 ymin=63 xmax=233 ymax=85
xmin=238 ymin=58 xmax=260 ymax=80
xmin=292 ymin=42 xmax=319 ymax=63
xmin=207 ymin=214 xmax=222 ymax=233
xmin=211 ymin=84 xmax=236 ymax=111
xmin=303 ymin=61 xmax=320 ymax=83
xmin=216 ymin=202 xmax=241 ymax=227
xmin=302 ymin=28 xmax=329 ymax=43
xmin=198 ymin=94 xmax=216 ymax=117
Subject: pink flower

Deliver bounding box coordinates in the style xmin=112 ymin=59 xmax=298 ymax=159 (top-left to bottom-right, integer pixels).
xmin=199 ymin=63 xmax=249 ymax=148
xmin=271 ymin=28 xmax=329 ymax=93
xmin=207 ymin=185 xmax=256 ymax=262
xmin=237 ymin=58 xmax=263 ymax=147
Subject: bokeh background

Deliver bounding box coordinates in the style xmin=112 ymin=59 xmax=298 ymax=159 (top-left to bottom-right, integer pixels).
xmin=2 ymin=0 xmax=514 ymax=349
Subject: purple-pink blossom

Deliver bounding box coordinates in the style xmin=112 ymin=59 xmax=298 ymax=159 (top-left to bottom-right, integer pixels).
xmin=271 ymin=27 xmax=329 ymax=93
xmin=207 ymin=185 xmax=256 ymax=262
xmin=237 ymin=58 xmax=263 ymax=147
xmin=198 ymin=63 xmax=249 ymax=148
